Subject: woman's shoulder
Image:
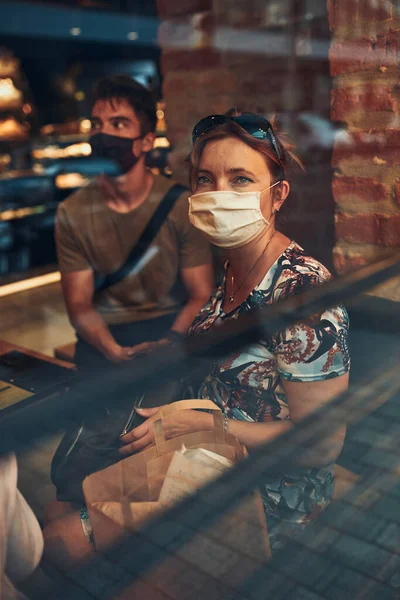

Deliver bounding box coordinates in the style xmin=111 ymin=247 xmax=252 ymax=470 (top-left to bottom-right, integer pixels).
xmin=271 ymin=241 xmax=332 ymax=301
xmin=280 ymin=241 xmax=331 ymax=277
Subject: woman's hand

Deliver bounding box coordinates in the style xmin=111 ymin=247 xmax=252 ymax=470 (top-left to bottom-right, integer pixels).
xmin=119 ymin=407 xmax=213 ymax=456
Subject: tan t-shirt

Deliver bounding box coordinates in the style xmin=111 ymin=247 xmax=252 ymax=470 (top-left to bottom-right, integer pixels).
xmin=55 ymin=175 xmax=211 ymax=325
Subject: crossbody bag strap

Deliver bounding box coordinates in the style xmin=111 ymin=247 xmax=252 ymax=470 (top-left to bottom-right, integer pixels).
xmin=94 ymin=183 xmax=188 ymax=294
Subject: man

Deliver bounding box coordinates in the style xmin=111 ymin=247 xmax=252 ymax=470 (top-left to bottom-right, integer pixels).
xmin=55 ymin=75 xmax=213 ymax=369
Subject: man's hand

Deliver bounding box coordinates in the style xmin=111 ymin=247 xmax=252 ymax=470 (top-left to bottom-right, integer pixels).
xmin=119 ymin=406 xmax=213 ymax=456
xmin=104 ymin=338 xmax=171 ymax=363
xmin=126 ymin=338 xmax=169 ymax=359
xmin=104 ymin=345 xmax=137 ymax=363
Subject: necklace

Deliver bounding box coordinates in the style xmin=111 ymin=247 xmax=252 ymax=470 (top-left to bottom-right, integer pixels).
xmin=229 ymin=230 xmax=277 ymax=303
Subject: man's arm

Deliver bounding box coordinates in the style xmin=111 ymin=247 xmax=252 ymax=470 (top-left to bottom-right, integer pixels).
xmin=61 ymin=269 xmax=134 ymax=362
xmin=56 ymin=201 xmax=135 ymax=362
xmin=169 ymin=263 xmax=214 ymax=334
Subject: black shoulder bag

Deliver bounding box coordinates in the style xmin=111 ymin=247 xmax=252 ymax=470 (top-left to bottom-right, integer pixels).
xmin=51 ymin=183 xmax=189 ymax=505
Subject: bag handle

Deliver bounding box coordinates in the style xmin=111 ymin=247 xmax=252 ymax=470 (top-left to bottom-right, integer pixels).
xmin=152 ymin=399 xmax=225 ymax=456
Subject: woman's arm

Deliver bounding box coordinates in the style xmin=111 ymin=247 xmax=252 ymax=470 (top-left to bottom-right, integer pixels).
xmin=120 ymin=373 xmax=348 ymax=467
xmin=227 ymin=373 xmax=348 ymax=466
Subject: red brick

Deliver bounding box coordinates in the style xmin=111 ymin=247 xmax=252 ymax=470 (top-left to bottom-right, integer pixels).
xmin=335 ymin=213 xmax=380 ymax=244
xmin=379 ymin=215 xmax=400 ymax=246
xmin=333 ymin=249 xmax=369 ymax=274
xmin=395 ymin=179 xmax=400 ymax=206
xmin=331 ymin=85 xmax=395 ymax=121
xmin=330 ymin=39 xmax=375 ymax=76
xmin=157 ymin=0 xmax=211 ymax=19
xmin=376 ymin=29 xmax=400 ymax=67
xmin=332 ymin=176 xmax=389 ymax=204
xmin=360 ymin=0 xmax=393 ymax=22
xmin=387 ymin=29 xmax=400 ymax=60
xmin=332 ymin=128 xmax=400 ymax=167
xmin=329 ymin=31 xmax=400 ymax=76
xmin=161 ymin=48 xmax=221 ymax=74
xmin=328 ymin=0 xmax=393 ymax=30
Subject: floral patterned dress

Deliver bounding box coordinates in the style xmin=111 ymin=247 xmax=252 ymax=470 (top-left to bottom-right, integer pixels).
xmin=189 ymin=241 xmax=350 ymax=548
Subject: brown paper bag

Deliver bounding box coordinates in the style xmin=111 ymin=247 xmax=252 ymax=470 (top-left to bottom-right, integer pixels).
xmin=83 ymin=399 xmax=271 ymax=599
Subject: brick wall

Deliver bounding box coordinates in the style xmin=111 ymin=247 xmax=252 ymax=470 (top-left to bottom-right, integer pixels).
xmin=329 ymin=0 xmax=400 ymax=298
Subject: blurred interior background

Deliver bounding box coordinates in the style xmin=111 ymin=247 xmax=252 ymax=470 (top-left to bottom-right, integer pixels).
xmin=0 ymin=0 xmax=399 ymax=355
xmin=0 ymin=0 xmax=349 ymax=283
xmin=0 ymin=0 xmax=165 ymax=281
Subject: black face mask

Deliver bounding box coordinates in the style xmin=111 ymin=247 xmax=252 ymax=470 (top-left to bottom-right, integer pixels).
xmin=90 ymin=132 xmax=144 ymax=175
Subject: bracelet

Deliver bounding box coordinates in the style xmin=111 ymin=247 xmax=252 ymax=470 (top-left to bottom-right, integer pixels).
xmin=222 ymin=413 xmax=229 ymax=433
xmin=166 ymin=330 xmax=185 ymax=346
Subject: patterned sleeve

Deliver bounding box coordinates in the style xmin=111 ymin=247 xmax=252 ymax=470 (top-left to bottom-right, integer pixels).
xmin=273 ymin=271 xmax=350 ymax=382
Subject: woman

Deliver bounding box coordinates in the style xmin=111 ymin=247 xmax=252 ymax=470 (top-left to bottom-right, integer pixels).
xmin=124 ymin=111 xmax=350 ymax=549
xmin=44 ymin=111 xmax=349 ymax=559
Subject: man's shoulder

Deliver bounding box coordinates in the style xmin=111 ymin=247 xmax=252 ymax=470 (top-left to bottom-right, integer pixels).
xmin=58 ymin=180 xmax=102 ymax=217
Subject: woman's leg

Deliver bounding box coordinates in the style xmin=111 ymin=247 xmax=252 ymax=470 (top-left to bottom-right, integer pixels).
xmin=43 ymin=510 xmax=95 ymax=570
xmin=44 ymin=499 xmax=75 ymax=526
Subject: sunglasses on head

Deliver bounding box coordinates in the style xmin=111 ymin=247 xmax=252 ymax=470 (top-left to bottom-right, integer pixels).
xmin=192 ymin=113 xmax=283 ymax=165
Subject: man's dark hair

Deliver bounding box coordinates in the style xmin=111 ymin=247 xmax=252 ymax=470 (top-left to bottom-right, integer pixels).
xmin=91 ymin=75 xmax=157 ymax=134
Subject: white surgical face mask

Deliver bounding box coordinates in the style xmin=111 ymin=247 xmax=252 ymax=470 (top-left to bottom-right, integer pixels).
xmin=188 ymin=181 xmax=281 ymax=249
